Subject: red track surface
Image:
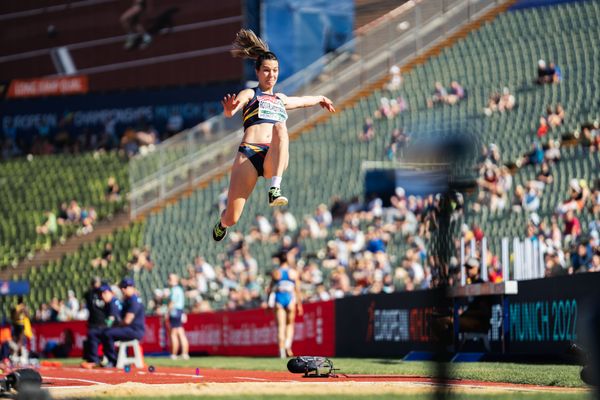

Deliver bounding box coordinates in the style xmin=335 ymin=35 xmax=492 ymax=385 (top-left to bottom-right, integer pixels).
xmin=32 ymin=365 xmax=579 ymax=392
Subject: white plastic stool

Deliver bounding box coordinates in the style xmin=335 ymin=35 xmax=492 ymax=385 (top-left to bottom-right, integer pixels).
xmin=115 ymin=339 xmax=144 ymax=368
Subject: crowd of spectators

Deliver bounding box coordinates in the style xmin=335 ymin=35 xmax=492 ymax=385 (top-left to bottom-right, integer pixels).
xmin=33 ymin=291 xmax=88 ymax=323
xmin=36 ymin=199 xmax=98 ymax=237
xmin=483 ymin=87 xmax=516 ymax=116
xmin=0 ymin=109 xmax=198 ymax=161
xmin=142 ymin=186 xmax=464 ymax=315
xmin=427 ymin=81 xmax=465 ymax=108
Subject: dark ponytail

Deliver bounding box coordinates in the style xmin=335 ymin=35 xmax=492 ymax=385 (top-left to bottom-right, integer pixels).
xmin=230 ymin=29 xmax=278 ymax=70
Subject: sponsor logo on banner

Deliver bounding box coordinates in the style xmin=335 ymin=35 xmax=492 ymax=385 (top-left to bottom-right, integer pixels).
xmin=366 ymin=301 xmax=434 ymax=343
xmin=8 ymin=76 xmax=89 ymax=98
xmin=184 ymin=301 xmax=335 ymax=356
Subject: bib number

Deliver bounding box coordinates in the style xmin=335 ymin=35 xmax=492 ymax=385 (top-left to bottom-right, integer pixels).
xmin=258 ymin=99 xmax=288 ymax=122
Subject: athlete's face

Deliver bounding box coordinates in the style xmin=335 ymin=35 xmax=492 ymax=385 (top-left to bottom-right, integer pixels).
xmin=256 ymin=59 xmax=279 ymax=90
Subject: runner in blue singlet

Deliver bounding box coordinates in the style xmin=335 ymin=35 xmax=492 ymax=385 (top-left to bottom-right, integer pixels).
xmin=268 ymin=252 xmax=303 ymax=358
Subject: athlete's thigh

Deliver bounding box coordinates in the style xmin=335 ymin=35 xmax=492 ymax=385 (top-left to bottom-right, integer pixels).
xmin=263 ymin=124 xmax=287 ymax=179
xmin=275 ymin=305 xmax=287 ymax=325
xmin=286 ymin=302 xmax=296 ymax=325
xmin=225 ymin=153 xmax=259 ymax=211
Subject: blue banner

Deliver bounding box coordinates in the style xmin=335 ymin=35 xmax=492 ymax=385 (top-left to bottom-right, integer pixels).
xmin=261 ymin=0 xmax=353 ymax=82
xmin=0 ymin=280 xmax=30 ymax=296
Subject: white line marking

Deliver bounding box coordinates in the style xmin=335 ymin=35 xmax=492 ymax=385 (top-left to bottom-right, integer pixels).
xmin=43 ymin=376 xmax=105 ymax=385
xmin=46 ymin=385 xmax=99 ymax=390
xmin=234 ymin=377 xmax=268 ymax=381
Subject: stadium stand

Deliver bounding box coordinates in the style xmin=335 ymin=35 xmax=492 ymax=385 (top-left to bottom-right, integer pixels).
xmin=0 ymin=152 xmax=128 ymax=271
xmin=7 ymin=0 xmax=600 ymax=317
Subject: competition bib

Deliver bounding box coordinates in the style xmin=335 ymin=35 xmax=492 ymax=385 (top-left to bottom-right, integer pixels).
xmin=258 ymin=96 xmax=288 ymax=122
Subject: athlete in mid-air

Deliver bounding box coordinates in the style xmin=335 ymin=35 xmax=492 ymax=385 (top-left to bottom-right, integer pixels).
xmin=212 ymin=29 xmax=335 ymax=241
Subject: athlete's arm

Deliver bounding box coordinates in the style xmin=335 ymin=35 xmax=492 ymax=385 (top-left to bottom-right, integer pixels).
xmin=293 ymin=271 xmax=303 ymax=316
xmin=277 ymin=93 xmax=335 ymax=112
xmin=222 ymin=89 xmax=254 ymax=117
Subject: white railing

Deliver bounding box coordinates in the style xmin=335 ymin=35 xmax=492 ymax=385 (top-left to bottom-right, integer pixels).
xmin=459 ymin=236 xmax=546 ymax=285
xmin=129 ymin=0 xmax=508 ymax=218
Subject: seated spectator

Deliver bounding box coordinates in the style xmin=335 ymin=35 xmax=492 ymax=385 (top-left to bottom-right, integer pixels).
xmin=498 ymin=87 xmax=516 ymax=111
xmin=531 ymin=161 xmax=553 ymax=190
xmin=127 ymin=247 xmax=153 ymax=271
xmin=67 ymin=200 xmax=82 ymax=223
xmin=523 ymin=183 xmax=541 ymax=212
xmin=536 ymin=59 xmax=556 ymax=85
xmin=537 ymin=117 xmax=549 ymax=138
xmin=389 ymin=96 xmax=407 ymax=116
xmin=571 ymin=242 xmax=593 ymax=273
xmin=511 ymin=185 xmax=525 ymax=213
xmin=590 ymin=254 xmax=600 ymax=273
xmin=484 ymin=91 xmax=501 ymax=116
xmin=57 ymin=203 xmax=69 ymax=225
xmin=563 ymin=209 xmax=582 ymax=247
xmin=374 ymin=97 xmax=393 ymax=119
xmin=329 ymin=196 xmax=348 ymax=221
xmin=91 ymin=243 xmax=113 ymax=268
xmin=106 ymin=176 xmax=121 ymax=202
xmin=36 ymin=211 xmax=58 ymax=235
xmin=254 ymin=214 xmax=273 ymax=241
xmin=549 ymin=62 xmax=561 ymax=83
xmin=35 ymin=303 xmax=51 ymax=322
xmin=557 ymin=179 xmax=590 ymax=214
xmin=427 ymin=82 xmax=448 ymax=108
xmin=359 ymin=117 xmax=375 ymax=142
xmin=446 ymin=81 xmax=465 ymax=105
xmin=386 ymin=128 xmax=410 ymax=161
xmin=78 ymin=207 xmax=97 ymax=235
xmin=544 ymin=139 xmax=561 ymax=163
xmin=546 ymin=104 xmax=564 ymax=128
xmin=315 ymin=204 xmax=333 ymax=231
xmin=518 ymin=142 xmax=544 ymax=167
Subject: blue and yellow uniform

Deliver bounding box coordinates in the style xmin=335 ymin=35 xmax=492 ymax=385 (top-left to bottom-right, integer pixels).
xmin=238 ymin=88 xmax=288 ymax=176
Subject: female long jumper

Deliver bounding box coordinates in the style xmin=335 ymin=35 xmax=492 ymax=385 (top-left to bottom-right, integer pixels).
xmin=212 ymin=30 xmax=335 ymax=241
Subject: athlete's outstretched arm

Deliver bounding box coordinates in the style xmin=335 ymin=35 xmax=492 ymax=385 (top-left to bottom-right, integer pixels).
xmin=278 ymin=93 xmax=335 ymax=112
xmin=221 ymin=89 xmax=254 ymax=117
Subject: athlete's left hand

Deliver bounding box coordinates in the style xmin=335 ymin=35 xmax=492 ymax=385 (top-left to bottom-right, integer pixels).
xmin=319 ymin=96 xmax=336 ymax=113
xmin=297 ymin=303 xmax=304 ymax=316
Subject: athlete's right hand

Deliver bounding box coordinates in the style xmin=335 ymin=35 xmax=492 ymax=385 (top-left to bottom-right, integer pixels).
xmin=222 ymin=93 xmax=240 ymax=117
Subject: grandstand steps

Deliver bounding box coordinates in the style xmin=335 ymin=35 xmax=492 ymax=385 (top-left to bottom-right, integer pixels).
xmin=0 ymin=210 xmax=130 ymax=281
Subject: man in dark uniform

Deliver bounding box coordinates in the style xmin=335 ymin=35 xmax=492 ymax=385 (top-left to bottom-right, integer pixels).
xmin=99 ymin=278 xmax=145 ymax=368
xmin=82 ymin=277 xmax=105 ymax=362
xmin=81 ymin=283 xmax=122 ymax=369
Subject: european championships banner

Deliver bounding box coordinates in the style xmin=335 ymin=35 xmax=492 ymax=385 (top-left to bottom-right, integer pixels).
xmin=30 ymin=301 xmax=335 ymax=358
